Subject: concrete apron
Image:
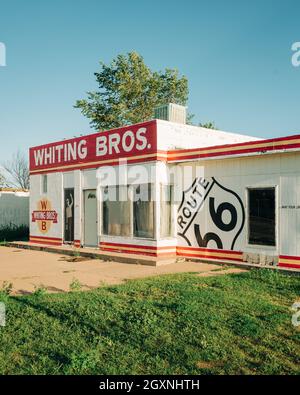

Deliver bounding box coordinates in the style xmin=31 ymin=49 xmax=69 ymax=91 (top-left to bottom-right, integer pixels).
xmin=5 ymin=241 xmax=300 ymax=275
xmin=0 ymin=246 xmax=246 ymax=295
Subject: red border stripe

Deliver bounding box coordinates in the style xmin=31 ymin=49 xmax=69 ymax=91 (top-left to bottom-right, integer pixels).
xmin=100 ymin=242 xmax=176 ymax=251
xmin=278 ymin=263 xmax=300 ymax=269
xmin=168 ymin=134 xmax=300 ymax=162
xmin=99 ymin=242 xmax=176 ymax=257
xmin=177 ymin=246 xmax=243 ymax=262
xmin=30 ymin=235 xmax=62 ymax=241
xmin=178 ymin=252 xmax=243 ymax=262
xmin=30 ymin=235 xmax=63 ymax=246
xmin=99 ymin=247 xmax=174 ymax=257
xmin=30 ymin=240 xmax=62 ymax=246
xmin=278 ymin=254 xmax=300 ymax=269
xmin=280 ymin=255 xmax=300 ymax=261
xmin=177 ymin=246 xmax=242 ymax=255
xmin=29 ymin=152 xmax=168 ymax=175
xmin=168 ymin=133 xmax=300 ymax=155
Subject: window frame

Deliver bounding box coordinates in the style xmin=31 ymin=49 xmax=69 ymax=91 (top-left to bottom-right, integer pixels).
xmin=132 ymin=183 xmax=155 ymax=240
xmin=160 ymin=183 xmax=174 ymax=239
xmin=100 ymin=183 xmax=156 ymax=240
xmin=246 ymin=185 xmax=278 ymax=249
xmin=41 ymin=174 xmax=48 ymax=194
xmin=101 ymin=185 xmax=132 ymax=238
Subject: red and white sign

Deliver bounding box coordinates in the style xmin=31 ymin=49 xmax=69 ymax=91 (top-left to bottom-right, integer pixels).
xmin=32 ymin=210 xmax=58 ymax=223
xmin=30 ymin=120 xmax=157 ymax=174
xmin=31 ymin=199 xmax=58 ymax=234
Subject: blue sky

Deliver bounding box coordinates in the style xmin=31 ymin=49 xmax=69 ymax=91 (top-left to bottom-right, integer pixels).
xmin=0 ymin=0 xmax=300 ymax=161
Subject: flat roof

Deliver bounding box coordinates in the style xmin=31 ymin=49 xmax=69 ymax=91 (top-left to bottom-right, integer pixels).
xmin=168 ymin=133 xmax=300 ymax=162
xmin=29 ymin=119 xmax=300 ymax=175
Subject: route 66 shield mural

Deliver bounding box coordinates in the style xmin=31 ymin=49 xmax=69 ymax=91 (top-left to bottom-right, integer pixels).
xmin=177 ymin=177 xmax=245 ymax=250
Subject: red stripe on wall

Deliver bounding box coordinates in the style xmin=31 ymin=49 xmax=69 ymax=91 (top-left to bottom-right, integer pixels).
xmin=177 ymin=246 xmax=243 ymax=262
xmin=168 ymin=133 xmax=300 ymax=156
xmin=29 ymin=239 xmax=62 ymax=246
xmin=168 ymin=143 xmax=300 ymax=162
xmin=99 ymin=242 xmax=176 ymax=257
xmin=100 ymin=247 xmax=174 ymax=257
xmin=278 ymin=263 xmax=300 ymax=269
xmin=30 ymin=235 xmax=62 ymax=241
xmin=177 ymin=246 xmax=242 ymax=255
xmin=279 ymin=255 xmax=300 ymax=261
xmin=100 ymin=242 xmax=176 ymax=251
xmin=178 ymin=252 xmax=243 ymax=262
xmin=29 ymin=153 xmax=168 ymax=175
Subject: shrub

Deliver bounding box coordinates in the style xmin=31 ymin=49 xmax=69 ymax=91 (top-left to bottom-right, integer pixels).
xmin=0 ymin=224 xmax=29 ymax=242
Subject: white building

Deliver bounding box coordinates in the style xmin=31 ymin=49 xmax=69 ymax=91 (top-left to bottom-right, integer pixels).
xmin=29 ymin=110 xmax=300 ymax=270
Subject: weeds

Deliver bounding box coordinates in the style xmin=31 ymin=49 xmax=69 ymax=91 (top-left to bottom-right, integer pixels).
xmin=69 ymin=278 xmax=82 ymax=292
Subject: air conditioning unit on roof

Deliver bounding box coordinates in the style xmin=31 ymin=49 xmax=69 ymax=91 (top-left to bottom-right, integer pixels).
xmin=154 ymin=103 xmax=187 ymax=124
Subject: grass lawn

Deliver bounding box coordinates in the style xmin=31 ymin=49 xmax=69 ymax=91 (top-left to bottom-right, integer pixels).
xmin=0 ymin=269 xmax=299 ymax=375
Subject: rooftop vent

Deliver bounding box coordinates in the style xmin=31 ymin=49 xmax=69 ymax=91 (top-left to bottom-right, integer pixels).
xmin=154 ymin=103 xmax=187 ymax=124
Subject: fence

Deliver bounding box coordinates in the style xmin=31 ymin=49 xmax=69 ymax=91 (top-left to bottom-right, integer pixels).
xmin=0 ymin=190 xmax=29 ymax=241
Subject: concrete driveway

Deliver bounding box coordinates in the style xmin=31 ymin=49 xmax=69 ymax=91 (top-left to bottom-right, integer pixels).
xmin=0 ymin=246 xmax=245 ymax=295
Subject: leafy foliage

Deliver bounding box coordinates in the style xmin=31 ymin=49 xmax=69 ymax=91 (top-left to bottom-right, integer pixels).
xmin=69 ymin=278 xmax=82 ymax=292
xmin=75 ymin=52 xmax=189 ymax=130
xmin=199 ymin=121 xmax=218 ymax=130
xmin=0 ymin=224 xmax=29 ymax=242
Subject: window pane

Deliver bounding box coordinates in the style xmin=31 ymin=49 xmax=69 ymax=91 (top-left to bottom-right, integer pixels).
xmin=42 ymin=175 xmax=47 ymax=194
xmin=248 ymin=188 xmax=275 ymax=246
xmin=102 ymin=186 xmax=130 ymax=236
xmin=161 ymin=185 xmax=173 ymax=238
xmin=133 ymin=184 xmax=154 ymax=239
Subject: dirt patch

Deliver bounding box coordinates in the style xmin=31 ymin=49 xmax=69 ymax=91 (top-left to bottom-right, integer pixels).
xmin=59 ymin=256 xmax=91 ymax=263
xmin=0 ymin=246 xmax=239 ymax=295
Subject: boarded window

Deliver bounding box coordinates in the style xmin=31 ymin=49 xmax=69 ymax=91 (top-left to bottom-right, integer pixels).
xmin=248 ymin=188 xmax=275 ymax=246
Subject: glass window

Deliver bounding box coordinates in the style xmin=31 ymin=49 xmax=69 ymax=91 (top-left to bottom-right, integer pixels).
xmin=160 ymin=184 xmax=173 ymax=238
xmin=42 ymin=175 xmax=47 ymax=194
xmin=102 ymin=185 xmax=130 ymax=236
xmin=133 ymin=184 xmax=154 ymax=239
xmin=248 ymin=188 xmax=275 ymax=246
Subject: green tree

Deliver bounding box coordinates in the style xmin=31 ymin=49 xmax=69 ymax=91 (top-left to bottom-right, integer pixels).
xmin=75 ymin=52 xmax=189 ymax=130
xmin=199 ymin=122 xmax=218 ymax=130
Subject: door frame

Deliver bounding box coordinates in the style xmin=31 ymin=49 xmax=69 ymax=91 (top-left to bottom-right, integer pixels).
xmin=64 ymin=188 xmax=75 ymax=244
xmin=83 ymin=188 xmax=99 ymax=247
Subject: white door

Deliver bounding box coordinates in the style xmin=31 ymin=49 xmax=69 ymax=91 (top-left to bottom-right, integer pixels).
xmin=84 ymin=190 xmax=98 ymax=247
